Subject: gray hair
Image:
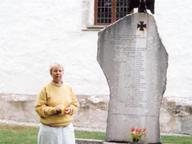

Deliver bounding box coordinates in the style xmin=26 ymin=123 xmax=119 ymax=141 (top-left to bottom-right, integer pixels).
xmin=49 ymin=63 xmax=64 ymax=74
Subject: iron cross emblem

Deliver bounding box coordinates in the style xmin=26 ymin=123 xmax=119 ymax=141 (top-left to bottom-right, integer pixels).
xmin=137 ymin=21 xmax=147 ymax=31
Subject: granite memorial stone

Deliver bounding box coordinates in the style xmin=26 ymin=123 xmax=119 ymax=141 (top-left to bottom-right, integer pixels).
xmin=97 ymin=13 xmax=168 ymax=144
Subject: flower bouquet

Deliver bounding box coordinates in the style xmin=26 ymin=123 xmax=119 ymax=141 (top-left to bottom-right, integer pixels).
xmin=130 ymin=128 xmax=146 ymax=144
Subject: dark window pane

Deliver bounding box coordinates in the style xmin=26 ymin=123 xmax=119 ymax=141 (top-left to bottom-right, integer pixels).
xmin=96 ymin=0 xmax=112 ymax=24
xmin=95 ymin=0 xmax=130 ymax=25
xmin=116 ymin=0 xmax=129 ymax=20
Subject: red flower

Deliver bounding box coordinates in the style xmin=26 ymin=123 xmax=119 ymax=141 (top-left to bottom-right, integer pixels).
xmin=131 ymin=128 xmax=135 ymax=132
xmin=130 ymin=127 xmax=146 ymax=142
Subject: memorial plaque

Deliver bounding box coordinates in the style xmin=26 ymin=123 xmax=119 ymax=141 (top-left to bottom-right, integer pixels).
xmin=97 ymin=13 xmax=168 ymax=143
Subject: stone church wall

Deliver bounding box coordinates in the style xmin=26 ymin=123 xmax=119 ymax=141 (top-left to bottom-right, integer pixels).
xmin=0 ymin=94 xmax=191 ymax=135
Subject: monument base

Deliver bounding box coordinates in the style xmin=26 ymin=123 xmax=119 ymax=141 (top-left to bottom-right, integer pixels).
xmin=103 ymin=142 xmax=127 ymax=144
xmin=76 ymin=140 xmax=161 ymax=144
xmin=104 ymin=142 xmax=161 ymax=144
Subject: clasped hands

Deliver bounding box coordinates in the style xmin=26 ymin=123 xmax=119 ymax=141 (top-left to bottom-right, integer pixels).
xmin=55 ymin=104 xmax=72 ymax=115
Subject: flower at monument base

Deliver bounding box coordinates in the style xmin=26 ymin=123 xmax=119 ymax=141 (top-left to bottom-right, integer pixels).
xmin=130 ymin=128 xmax=146 ymax=143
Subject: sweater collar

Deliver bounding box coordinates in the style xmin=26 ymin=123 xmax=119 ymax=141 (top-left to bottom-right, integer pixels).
xmin=51 ymin=81 xmax=63 ymax=87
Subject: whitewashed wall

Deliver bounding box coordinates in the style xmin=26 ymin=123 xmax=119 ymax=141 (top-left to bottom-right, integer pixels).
xmin=0 ymin=0 xmax=108 ymax=95
xmin=0 ymin=0 xmax=192 ymax=101
xmin=155 ymin=0 xmax=192 ymax=101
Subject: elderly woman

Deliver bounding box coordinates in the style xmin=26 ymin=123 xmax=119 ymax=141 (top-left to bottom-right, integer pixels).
xmin=35 ymin=63 xmax=79 ymax=144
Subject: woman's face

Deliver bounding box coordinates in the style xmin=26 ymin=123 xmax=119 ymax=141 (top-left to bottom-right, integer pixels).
xmin=50 ymin=66 xmax=64 ymax=84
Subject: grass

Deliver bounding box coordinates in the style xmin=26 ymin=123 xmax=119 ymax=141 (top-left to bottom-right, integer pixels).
xmin=75 ymin=130 xmax=105 ymax=140
xmin=0 ymin=125 xmax=192 ymax=144
xmin=161 ymin=135 xmax=192 ymax=144
xmin=0 ymin=125 xmax=37 ymax=144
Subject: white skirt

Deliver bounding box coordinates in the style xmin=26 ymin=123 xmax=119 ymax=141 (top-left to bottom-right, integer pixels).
xmin=38 ymin=123 xmax=76 ymax=144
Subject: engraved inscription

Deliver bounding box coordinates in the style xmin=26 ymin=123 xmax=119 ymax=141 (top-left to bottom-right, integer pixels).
xmin=109 ymin=35 xmax=147 ymax=106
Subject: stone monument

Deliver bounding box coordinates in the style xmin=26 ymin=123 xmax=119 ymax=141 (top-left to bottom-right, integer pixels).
xmin=97 ymin=13 xmax=168 ymax=144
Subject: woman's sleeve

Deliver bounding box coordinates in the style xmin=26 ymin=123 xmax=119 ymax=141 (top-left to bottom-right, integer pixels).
xmin=69 ymin=87 xmax=79 ymax=115
xmin=35 ymin=87 xmax=57 ymax=118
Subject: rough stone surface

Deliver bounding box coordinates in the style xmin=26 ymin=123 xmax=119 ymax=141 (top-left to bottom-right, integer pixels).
xmin=0 ymin=94 xmax=38 ymax=123
xmin=0 ymin=94 xmax=192 ymax=135
xmin=160 ymin=97 xmax=192 ymax=135
xmin=74 ymin=95 xmax=108 ymax=131
xmin=97 ymin=13 xmax=168 ymax=143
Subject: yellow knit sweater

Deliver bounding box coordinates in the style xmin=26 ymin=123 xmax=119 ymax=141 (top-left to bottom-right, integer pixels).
xmin=35 ymin=82 xmax=79 ymax=127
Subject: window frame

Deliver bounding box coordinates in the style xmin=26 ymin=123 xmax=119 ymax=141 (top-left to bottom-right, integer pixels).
xmin=94 ymin=0 xmax=130 ymax=25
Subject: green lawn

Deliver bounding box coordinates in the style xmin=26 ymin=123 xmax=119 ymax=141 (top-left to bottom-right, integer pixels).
xmin=0 ymin=125 xmax=37 ymax=144
xmin=161 ymin=135 xmax=192 ymax=144
xmin=0 ymin=125 xmax=192 ymax=144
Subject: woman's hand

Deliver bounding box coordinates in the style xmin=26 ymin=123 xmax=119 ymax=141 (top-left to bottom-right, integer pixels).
xmin=55 ymin=105 xmax=64 ymax=114
xmin=64 ymin=107 xmax=73 ymax=114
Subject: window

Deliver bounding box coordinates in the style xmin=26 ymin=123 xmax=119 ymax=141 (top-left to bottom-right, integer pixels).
xmin=94 ymin=0 xmax=130 ymax=25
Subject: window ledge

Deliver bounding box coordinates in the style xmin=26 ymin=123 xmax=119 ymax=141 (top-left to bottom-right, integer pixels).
xmin=82 ymin=25 xmax=106 ymax=31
